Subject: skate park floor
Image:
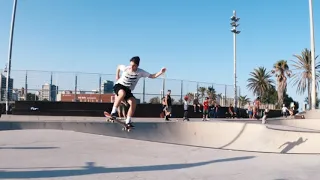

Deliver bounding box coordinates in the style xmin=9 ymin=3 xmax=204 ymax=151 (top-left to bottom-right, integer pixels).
xmin=1 ymin=129 xmax=320 ymax=180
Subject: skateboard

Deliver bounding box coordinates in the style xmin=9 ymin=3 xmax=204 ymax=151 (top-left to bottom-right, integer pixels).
xmin=104 ymin=112 xmax=133 ymax=132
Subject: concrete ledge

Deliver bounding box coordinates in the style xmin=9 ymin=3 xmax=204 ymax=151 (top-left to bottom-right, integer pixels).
xmin=301 ymin=109 xmax=320 ymax=119
xmin=269 ymin=118 xmax=320 ymax=131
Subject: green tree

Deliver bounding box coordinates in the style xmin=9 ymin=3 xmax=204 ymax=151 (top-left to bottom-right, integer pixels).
xmin=238 ymin=95 xmax=250 ymax=107
xmin=197 ymin=86 xmax=207 ymax=102
xmin=206 ymin=86 xmax=217 ymax=100
xmin=291 ymin=48 xmax=320 ymax=109
xmin=149 ymin=96 xmax=160 ymax=104
xmin=260 ymin=85 xmax=278 ymax=104
xmin=271 ymin=60 xmax=292 ymax=106
xmin=305 ymin=93 xmax=320 ymax=108
xmin=283 ymin=93 xmax=299 ymax=110
xmin=247 ymin=67 xmax=274 ymax=97
xmin=186 ymin=92 xmax=195 ymax=103
xmin=177 ymin=99 xmax=183 ymax=105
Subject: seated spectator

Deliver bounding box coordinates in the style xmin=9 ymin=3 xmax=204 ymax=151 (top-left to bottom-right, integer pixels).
xmin=228 ymin=104 xmax=236 ymax=118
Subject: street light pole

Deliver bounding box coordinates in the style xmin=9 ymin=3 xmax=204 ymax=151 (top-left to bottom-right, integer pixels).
xmin=6 ymin=0 xmax=18 ymax=114
xmin=309 ymin=0 xmax=316 ymax=110
xmin=230 ymin=10 xmax=241 ymax=109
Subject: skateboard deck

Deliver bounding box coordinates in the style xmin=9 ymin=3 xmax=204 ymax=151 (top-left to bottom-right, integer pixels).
xmin=104 ymin=112 xmax=133 ymax=132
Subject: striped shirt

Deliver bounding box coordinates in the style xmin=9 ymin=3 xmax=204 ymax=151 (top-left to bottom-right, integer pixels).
xmin=116 ymin=65 xmax=151 ymax=90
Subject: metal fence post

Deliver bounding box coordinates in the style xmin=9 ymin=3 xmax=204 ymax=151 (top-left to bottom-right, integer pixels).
xmin=25 ymin=70 xmax=28 ymax=100
xmin=50 ymin=72 xmax=53 ymax=101
xmin=180 ymin=80 xmax=183 ymax=102
xmin=196 ymin=82 xmax=199 ymax=94
xmin=74 ymin=74 xmax=78 ymax=102
xmin=99 ymin=74 xmax=101 ymax=102
xmin=224 ymin=85 xmax=227 ymax=106
xmin=162 ymin=76 xmax=165 ymax=98
xmin=143 ymin=78 xmax=146 ymax=103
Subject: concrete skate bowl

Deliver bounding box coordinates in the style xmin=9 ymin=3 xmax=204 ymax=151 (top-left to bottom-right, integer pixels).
xmin=0 ymin=121 xmax=319 ymax=154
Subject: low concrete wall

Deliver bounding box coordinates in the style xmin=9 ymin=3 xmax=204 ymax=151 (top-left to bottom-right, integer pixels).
xmin=11 ymin=101 xmax=282 ymax=118
xmin=270 ymin=119 xmax=320 ymax=131
xmin=0 ymin=120 xmax=318 ymax=154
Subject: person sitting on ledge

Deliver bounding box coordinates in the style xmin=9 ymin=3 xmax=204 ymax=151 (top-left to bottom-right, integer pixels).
xmin=228 ymin=104 xmax=236 ymax=119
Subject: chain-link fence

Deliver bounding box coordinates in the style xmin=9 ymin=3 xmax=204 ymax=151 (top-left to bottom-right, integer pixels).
xmin=2 ymin=69 xmax=242 ymax=106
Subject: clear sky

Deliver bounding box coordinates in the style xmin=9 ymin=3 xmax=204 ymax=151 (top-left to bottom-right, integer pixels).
xmin=0 ymin=0 xmax=319 ymax=108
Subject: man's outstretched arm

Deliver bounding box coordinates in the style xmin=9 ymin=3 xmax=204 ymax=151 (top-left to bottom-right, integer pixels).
xmin=148 ymin=67 xmax=166 ymax=79
xmin=116 ymin=65 xmax=126 ymax=80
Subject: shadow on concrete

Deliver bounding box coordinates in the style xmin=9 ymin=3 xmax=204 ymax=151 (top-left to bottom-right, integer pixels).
xmin=0 ymin=156 xmax=254 ymax=179
xmin=0 ymin=147 xmax=58 ymax=150
xmin=218 ymin=123 xmax=247 ymax=149
xmin=278 ymin=137 xmax=308 ymax=153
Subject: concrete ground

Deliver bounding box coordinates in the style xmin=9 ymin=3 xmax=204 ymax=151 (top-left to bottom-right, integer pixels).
xmin=0 ymin=130 xmax=319 ymax=180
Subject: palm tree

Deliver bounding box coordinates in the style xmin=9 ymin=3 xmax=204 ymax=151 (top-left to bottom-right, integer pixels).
xmin=271 ymin=60 xmax=292 ymax=106
xmin=291 ymin=48 xmax=320 ymax=109
xmin=238 ymin=95 xmax=250 ymax=107
xmin=216 ymin=93 xmax=223 ymax=105
xmin=305 ymin=95 xmax=320 ymax=108
xmin=186 ymin=92 xmax=195 ymax=103
xmin=197 ymin=86 xmax=207 ymax=102
xmin=206 ymin=86 xmax=217 ymax=100
xmin=261 ymin=84 xmax=278 ymax=104
xmin=247 ymin=67 xmax=274 ymax=97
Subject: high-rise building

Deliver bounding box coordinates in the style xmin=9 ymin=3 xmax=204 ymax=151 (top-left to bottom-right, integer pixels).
xmin=0 ymin=74 xmax=14 ymax=101
xmin=41 ymin=83 xmax=58 ymax=101
xmin=101 ymin=80 xmax=114 ymax=93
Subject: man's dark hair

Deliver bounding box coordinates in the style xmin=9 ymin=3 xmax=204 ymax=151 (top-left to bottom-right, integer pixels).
xmin=130 ymin=56 xmax=140 ymax=66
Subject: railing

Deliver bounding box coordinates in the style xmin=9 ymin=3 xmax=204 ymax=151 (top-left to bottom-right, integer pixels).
xmin=2 ymin=69 xmax=244 ymax=106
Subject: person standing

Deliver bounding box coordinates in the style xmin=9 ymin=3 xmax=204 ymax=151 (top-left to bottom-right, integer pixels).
xmin=164 ymin=90 xmax=172 ymax=121
xmin=160 ymin=97 xmax=166 ymax=118
xmin=193 ymin=96 xmax=201 ymax=112
xmin=282 ymin=104 xmax=288 ymax=118
xmin=247 ymin=102 xmax=253 ymax=119
xmin=262 ymin=107 xmax=269 ymax=124
xmin=202 ymin=97 xmax=210 ymax=121
xmin=254 ymin=97 xmax=261 ymax=118
xmin=183 ymin=95 xmax=189 ymax=121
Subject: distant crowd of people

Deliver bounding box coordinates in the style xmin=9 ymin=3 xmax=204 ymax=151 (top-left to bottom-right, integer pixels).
xmin=116 ymin=90 xmax=295 ymax=121
xmin=159 ymin=90 xmax=222 ymax=121
xmin=160 ymin=94 xmax=275 ymax=121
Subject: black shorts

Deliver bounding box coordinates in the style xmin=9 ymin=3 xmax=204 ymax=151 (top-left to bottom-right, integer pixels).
xmin=113 ymin=84 xmax=135 ymax=101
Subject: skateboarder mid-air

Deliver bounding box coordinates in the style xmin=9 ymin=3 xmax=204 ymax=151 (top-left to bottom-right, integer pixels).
xmin=104 ymin=56 xmax=166 ymax=128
